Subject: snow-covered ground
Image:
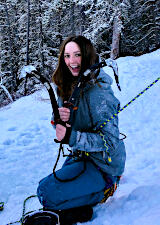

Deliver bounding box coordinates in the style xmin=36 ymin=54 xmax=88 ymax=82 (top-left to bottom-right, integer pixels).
xmin=0 ymin=49 xmax=160 ymax=225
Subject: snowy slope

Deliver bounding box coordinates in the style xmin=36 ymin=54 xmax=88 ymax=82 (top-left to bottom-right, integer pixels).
xmin=0 ymin=49 xmax=160 ymax=225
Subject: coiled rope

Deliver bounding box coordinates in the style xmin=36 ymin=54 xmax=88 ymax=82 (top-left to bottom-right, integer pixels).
xmin=6 ymin=195 xmax=38 ymax=225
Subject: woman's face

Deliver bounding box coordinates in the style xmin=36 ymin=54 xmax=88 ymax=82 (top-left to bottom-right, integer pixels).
xmin=64 ymin=41 xmax=82 ymax=76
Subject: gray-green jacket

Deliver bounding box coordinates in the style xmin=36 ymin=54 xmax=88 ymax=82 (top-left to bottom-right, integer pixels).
xmin=53 ymin=69 xmax=126 ymax=176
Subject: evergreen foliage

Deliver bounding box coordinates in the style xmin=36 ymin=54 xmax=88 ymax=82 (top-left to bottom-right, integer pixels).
xmin=0 ymin=0 xmax=159 ymax=106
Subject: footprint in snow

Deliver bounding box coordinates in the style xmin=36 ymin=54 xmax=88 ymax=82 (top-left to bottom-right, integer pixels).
xmin=8 ymin=126 xmax=17 ymax=131
xmin=3 ymin=139 xmax=15 ymax=145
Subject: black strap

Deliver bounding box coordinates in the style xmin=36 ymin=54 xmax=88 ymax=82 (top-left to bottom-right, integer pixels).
xmin=54 ymin=127 xmax=72 ymax=144
xmin=63 ymin=60 xmax=110 ymax=125
xmin=53 ymin=144 xmax=87 ymax=182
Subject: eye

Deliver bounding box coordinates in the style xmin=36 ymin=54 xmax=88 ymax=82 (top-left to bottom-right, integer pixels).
xmin=64 ymin=54 xmax=70 ymax=58
xmin=75 ymin=53 xmax=81 ymax=57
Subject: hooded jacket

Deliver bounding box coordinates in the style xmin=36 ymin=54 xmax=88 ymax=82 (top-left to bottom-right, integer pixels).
xmin=52 ymin=68 xmax=126 ymax=177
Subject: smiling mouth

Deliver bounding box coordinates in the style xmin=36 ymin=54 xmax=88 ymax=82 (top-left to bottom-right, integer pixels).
xmin=70 ymin=65 xmax=80 ymax=69
xmin=70 ymin=65 xmax=80 ymax=73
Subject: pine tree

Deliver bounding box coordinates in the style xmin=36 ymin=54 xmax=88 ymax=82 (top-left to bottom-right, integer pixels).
xmin=0 ymin=0 xmax=159 ymax=107
xmin=0 ymin=1 xmax=18 ymax=91
xmin=121 ymin=0 xmax=160 ymax=55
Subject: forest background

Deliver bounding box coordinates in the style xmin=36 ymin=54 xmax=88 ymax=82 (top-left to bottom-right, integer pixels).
xmin=0 ymin=0 xmax=160 ymax=107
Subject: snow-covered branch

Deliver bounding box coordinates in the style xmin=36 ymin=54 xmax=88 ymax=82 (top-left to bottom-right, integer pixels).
xmin=0 ymin=77 xmax=13 ymax=102
xmin=19 ymin=65 xmax=36 ymax=80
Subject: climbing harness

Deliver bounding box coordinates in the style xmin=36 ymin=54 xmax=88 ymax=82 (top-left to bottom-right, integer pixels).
xmin=52 ymin=143 xmax=87 ymax=182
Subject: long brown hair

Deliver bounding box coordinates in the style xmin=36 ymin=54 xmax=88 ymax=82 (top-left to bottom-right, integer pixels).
xmin=52 ymin=35 xmax=97 ymax=100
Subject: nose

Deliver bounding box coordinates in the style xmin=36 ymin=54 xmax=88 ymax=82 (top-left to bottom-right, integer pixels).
xmin=69 ymin=55 xmax=76 ymax=64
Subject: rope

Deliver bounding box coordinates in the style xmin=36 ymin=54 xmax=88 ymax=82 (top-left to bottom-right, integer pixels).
xmin=98 ymin=77 xmax=160 ymax=160
xmin=6 ymin=195 xmax=38 ymax=225
xmin=21 ymin=195 xmax=38 ymax=223
xmin=6 ymin=219 xmax=20 ymax=225
xmin=99 ymin=77 xmax=160 ymax=129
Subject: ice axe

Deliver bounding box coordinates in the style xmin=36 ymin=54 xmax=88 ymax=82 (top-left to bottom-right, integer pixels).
xmin=18 ymin=59 xmax=121 ymax=131
xmin=84 ymin=58 xmax=121 ymax=91
xmin=18 ymin=65 xmax=64 ymax=127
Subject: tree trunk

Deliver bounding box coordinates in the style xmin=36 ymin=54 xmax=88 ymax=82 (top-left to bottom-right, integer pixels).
xmin=4 ymin=3 xmax=16 ymax=89
xmin=57 ymin=4 xmax=63 ymax=45
xmin=38 ymin=0 xmax=45 ymax=72
xmin=70 ymin=1 xmax=75 ymax=35
xmin=110 ymin=9 xmax=122 ymax=59
xmin=80 ymin=5 xmax=85 ymax=34
xmin=26 ymin=0 xmax=30 ymax=65
xmin=24 ymin=0 xmax=31 ymax=95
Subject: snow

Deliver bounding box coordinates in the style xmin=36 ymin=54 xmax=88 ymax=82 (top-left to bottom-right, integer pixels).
xmin=0 ymin=49 xmax=160 ymax=225
xmin=0 ymin=79 xmax=13 ymax=102
xmin=19 ymin=65 xmax=36 ymax=79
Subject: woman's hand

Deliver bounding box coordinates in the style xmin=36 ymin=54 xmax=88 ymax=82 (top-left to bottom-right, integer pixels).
xmin=56 ymin=124 xmax=66 ymax=141
xmin=58 ymin=107 xmax=70 ymax=122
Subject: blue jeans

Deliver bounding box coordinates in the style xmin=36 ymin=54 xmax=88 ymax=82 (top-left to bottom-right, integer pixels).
xmin=37 ymin=157 xmax=116 ymax=210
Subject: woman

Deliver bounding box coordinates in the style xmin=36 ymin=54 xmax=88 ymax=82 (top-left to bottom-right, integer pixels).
xmin=37 ymin=35 xmax=126 ymax=225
